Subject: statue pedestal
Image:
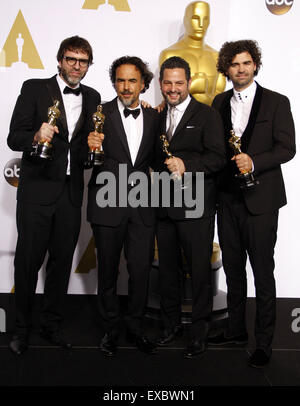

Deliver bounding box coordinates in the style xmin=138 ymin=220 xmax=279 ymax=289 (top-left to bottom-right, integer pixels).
xmin=147 ymin=242 xmax=228 ymax=322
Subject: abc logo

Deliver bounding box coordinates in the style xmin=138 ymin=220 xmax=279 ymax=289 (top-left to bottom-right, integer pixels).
xmin=3 ymin=158 xmax=21 ymax=187
xmin=266 ymin=0 xmax=293 ymax=15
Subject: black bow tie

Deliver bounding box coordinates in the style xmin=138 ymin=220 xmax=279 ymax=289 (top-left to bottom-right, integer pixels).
xmin=124 ymin=108 xmax=140 ymax=119
xmin=63 ymin=86 xmax=81 ymax=96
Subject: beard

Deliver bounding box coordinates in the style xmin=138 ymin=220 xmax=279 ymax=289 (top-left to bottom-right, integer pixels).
xmin=119 ymin=92 xmax=138 ymax=108
xmin=163 ymin=91 xmax=187 ymax=107
xmin=60 ymin=66 xmax=86 ymax=87
xmin=231 ymin=74 xmax=254 ymax=90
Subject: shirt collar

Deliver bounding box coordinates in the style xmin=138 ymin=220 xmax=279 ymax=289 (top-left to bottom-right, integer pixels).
xmin=168 ymin=94 xmax=191 ymax=112
xmin=233 ymin=81 xmax=257 ymax=103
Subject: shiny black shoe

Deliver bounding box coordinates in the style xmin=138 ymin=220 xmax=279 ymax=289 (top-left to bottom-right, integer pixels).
xmin=99 ymin=334 xmax=117 ymax=357
xmin=184 ymin=339 xmax=206 ymax=359
xmin=207 ymin=332 xmax=248 ymax=346
xmin=156 ymin=325 xmax=183 ymax=346
xmin=40 ymin=328 xmax=72 ymax=349
xmin=248 ymin=349 xmax=270 ymax=368
xmin=128 ymin=333 xmax=157 ymax=354
xmin=9 ymin=334 xmax=28 ymax=355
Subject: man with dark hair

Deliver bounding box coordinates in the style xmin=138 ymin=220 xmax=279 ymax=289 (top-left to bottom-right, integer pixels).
xmin=210 ymin=40 xmax=296 ymax=368
xmin=7 ymin=36 xmax=100 ymax=355
xmin=159 ymin=56 xmax=191 ymax=82
xmin=87 ymin=56 xmax=159 ymax=357
xmin=155 ymin=56 xmax=226 ymax=358
xmin=109 ymin=55 xmax=154 ymax=93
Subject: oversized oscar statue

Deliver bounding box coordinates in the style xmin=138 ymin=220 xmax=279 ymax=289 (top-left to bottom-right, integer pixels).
xmin=159 ymin=1 xmax=225 ymax=106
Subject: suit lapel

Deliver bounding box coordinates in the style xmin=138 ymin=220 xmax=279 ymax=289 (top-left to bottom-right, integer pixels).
xmin=46 ymin=76 xmax=68 ymax=137
xmin=72 ymin=84 xmax=87 ymax=140
xmin=134 ymin=106 xmax=151 ymax=166
xmin=219 ymin=89 xmax=233 ymax=144
xmin=160 ymin=106 xmax=168 ymax=135
xmin=170 ymin=97 xmax=198 ymax=143
xmin=220 ymin=84 xmax=263 ymax=152
xmin=108 ymin=98 xmax=132 ymax=162
xmin=241 ymin=83 xmax=263 ymax=151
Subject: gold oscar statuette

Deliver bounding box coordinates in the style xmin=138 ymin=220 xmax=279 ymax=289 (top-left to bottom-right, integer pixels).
xmin=31 ymin=100 xmax=61 ymax=160
xmin=229 ymin=130 xmax=259 ymax=189
xmin=85 ymin=104 xmax=105 ymax=168
xmin=160 ymin=134 xmax=181 ymax=181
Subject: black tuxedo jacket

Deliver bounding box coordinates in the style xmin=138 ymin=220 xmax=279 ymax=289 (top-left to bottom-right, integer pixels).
xmin=155 ymin=96 xmax=226 ymax=220
xmin=212 ymin=83 xmax=296 ymax=214
xmin=87 ymin=97 xmax=160 ymax=227
xmin=7 ymin=75 xmax=101 ymax=207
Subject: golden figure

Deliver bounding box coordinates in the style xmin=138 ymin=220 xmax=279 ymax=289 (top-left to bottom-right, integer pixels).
xmin=92 ymin=104 xmax=105 ymax=133
xmin=229 ymin=130 xmax=259 ymax=188
xmin=160 ymin=134 xmax=173 ymax=159
xmin=47 ymin=100 xmax=61 ymax=126
xmin=31 ymin=100 xmax=60 ymax=159
xmin=228 ymin=130 xmax=243 ymax=156
xmin=85 ymin=104 xmax=105 ymax=167
xmin=159 ymin=1 xmax=226 ymax=106
xmin=160 ymin=134 xmax=182 ymax=181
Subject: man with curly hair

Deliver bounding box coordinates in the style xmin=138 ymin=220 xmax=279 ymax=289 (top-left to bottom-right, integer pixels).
xmin=87 ymin=56 xmax=159 ymax=357
xmin=209 ymin=40 xmax=296 ymax=368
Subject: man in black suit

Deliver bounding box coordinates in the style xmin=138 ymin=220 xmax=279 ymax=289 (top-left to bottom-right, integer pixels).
xmin=155 ymin=56 xmax=226 ymax=358
xmin=7 ymin=36 xmax=100 ymax=355
xmin=209 ymin=40 xmax=296 ymax=368
xmin=87 ymin=56 xmax=159 ymax=357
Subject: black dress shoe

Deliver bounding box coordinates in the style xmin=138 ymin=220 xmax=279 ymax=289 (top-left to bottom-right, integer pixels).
xmin=9 ymin=334 xmax=28 ymax=355
xmin=156 ymin=325 xmax=183 ymax=346
xmin=248 ymin=349 xmax=270 ymax=368
xmin=40 ymin=328 xmax=72 ymax=349
xmin=184 ymin=339 xmax=206 ymax=359
xmin=207 ymin=332 xmax=248 ymax=346
xmin=100 ymin=334 xmax=117 ymax=357
xmin=128 ymin=333 xmax=157 ymax=354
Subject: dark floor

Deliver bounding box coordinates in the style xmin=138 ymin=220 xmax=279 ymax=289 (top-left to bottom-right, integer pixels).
xmin=0 ymin=294 xmax=299 ymax=393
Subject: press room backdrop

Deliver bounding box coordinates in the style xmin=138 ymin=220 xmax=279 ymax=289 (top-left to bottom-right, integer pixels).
xmin=0 ymin=0 xmax=299 ymax=297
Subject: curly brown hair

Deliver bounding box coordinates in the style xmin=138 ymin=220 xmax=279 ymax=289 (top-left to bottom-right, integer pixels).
xmin=217 ymin=40 xmax=262 ymax=79
xmin=109 ymin=56 xmax=153 ymax=94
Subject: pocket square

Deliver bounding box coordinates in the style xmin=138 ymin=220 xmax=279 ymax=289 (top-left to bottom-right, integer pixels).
xmin=186 ymin=126 xmax=195 ymax=129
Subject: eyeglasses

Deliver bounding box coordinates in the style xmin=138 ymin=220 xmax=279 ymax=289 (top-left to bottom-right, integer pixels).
xmin=63 ymin=56 xmax=89 ymax=67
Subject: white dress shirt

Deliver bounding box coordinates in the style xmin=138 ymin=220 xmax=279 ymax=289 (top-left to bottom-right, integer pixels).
xmin=56 ymin=74 xmax=82 ymax=175
xmin=117 ymin=97 xmax=143 ymax=165
xmin=231 ymin=81 xmax=257 ymax=171
xmin=166 ymin=95 xmax=191 ymax=138
xmin=231 ymin=81 xmax=257 ymax=138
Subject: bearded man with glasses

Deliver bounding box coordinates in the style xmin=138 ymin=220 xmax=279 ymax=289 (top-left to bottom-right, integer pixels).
xmin=7 ymin=36 xmax=100 ymax=355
